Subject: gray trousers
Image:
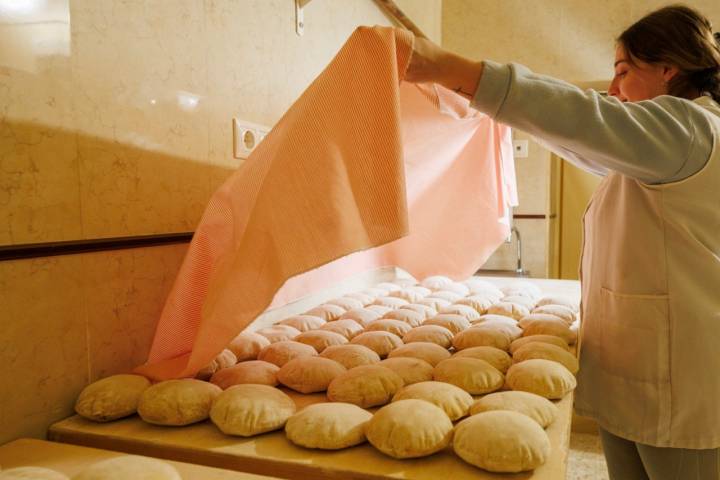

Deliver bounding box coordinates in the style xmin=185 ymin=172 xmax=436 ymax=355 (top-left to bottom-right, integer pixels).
xmin=600 ymin=428 xmax=720 ymax=480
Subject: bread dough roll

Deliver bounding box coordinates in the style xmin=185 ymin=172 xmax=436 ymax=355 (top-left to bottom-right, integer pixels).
xmin=486 ymin=302 xmax=530 ymax=321
xmin=470 ymin=390 xmax=558 ymax=428
xmin=256 ymin=325 xmax=301 ymax=343
xmin=327 ymin=365 xmax=403 ymax=408
xmin=320 ymin=319 xmax=364 ymax=340
xmin=365 ymin=319 xmax=412 ymax=337
xmin=304 ymin=304 xmax=346 ymax=321
xmin=0 ymin=467 xmax=68 ymax=480
xmin=285 ymin=402 xmax=372 ymax=450
xmin=393 ymin=381 xmax=472 ymax=421
xmin=518 ymin=313 xmax=566 ymax=328
xmin=210 ymin=360 xmax=279 ymax=389
xmin=453 ymin=327 xmax=512 ymax=352
xmin=455 ymin=295 xmax=493 ymax=314
xmin=196 ymin=349 xmax=237 ymax=380
xmin=375 ymin=282 xmax=402 ymax=292
xmin=257 ymin=340 xmax=318 ymax=367
xmin=501 ymin=295 xmax=536 ymax=310
xmin=399 ymin=303 xmax=438 ymax=320
xmin=343 ymin=292 xmax=374 ymax=306
xmin=350 ymin=331 xmax=403 ymax=358
xmin=381 ymin=309 xmax=424 ymax=327
xmin=438 ymin=304 xmax=481 ymax=321
xmin=423 ymin=314 xmax=470 ymax=334
xmin=389 ymin=289 xmax=424 ymax=303
xmin=227 ymin=331 xmax=270 ymax=361
xmin=472 ymin=322 xmax=522 ymax=340
xmin=506 ymin=359 xmax=577 ymax=399
xmin=277 ymin=356 xmax=347 ymax=393
xmin=402 ymin=325 xmax=453 ymax=349
xmin=366 ymin=399 xmax=453 ymax=459
xmin=75 ymin=374 xmax=150 ymax=422
xmin=513 ymin=342 xmax=579 ymax=374
xmin=532 ymin=304 xmax=577 ymax=325
xmin=365 ymin=304 xmax=392 ymax=316
xmin=278 ymin=315 xmax=326 ymax=332
xmin=433 ymin=357 xmax=504 ymax=395
xmin=294 ymin=330 xmax=348 ymax=353
xmin=387 ymin=342 xmax=450 ymax=366
xmin=452 ymin=346 xmax=512 ymax=373
xmin=320 ymin=344 xmax=381 ymax=369
xmin=426 ymin=291 xmax=463 ymax=303
xmin=372 ymin=296 xmax=409 ymax=309
xmin=453 ymin=411 xmax=550 ymax=472
xmin=521 ymin=319 xmax=577 ymax=345
xmin=339 ymin=308 xmax=381 ymax=327
xmin=210 ymin=384 xmax=295 ymax=436
xmin=443 ymin=282 xmax=471 ymax=296
xmin=536 ymin=295 xmax=578 ymax=312
xmin=472 ymin=314 xmax=518 ymax=326
xmin=380 ymin=357 xmax=434 ymax=385
xmin=70 ymin=456 xmax=180 ymax=480
xmin=413 ymin=297 xmax=452 ymax=311
xmin=138 ymin=379 xmax=221 ymax=426
xmin=420 ymin=275 xmax=453 ymax=290
xmin=510 ymin=334 xmax=570 ymax=354
xmin=326 ymin=297 xmax=364 ymax=311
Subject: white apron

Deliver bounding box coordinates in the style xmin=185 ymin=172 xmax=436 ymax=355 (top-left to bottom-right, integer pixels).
xmin=574 ymin=96 xmax=720 ymax=449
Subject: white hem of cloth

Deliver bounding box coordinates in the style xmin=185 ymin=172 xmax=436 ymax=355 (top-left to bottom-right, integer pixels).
xmin=574 ymin=406 xmax=720 ymax=450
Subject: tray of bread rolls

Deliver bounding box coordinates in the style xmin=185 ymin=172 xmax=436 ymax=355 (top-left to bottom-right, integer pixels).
xmin=49 ymin=275 xmax=581 ymax=480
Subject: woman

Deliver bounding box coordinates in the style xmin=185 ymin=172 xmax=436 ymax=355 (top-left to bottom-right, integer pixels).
xmin=406 ymin=5 xmax=720 ymax=479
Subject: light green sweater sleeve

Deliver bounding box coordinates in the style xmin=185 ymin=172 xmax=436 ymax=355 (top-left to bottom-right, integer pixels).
xmin=471 ymin=60 xmax=714 ymax=184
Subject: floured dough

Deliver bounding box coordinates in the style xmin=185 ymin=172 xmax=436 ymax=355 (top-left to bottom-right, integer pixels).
xmin=294 ymin=330 xmax=348 ymax=353
xmin=453 ymin=411 xmax=550 ymax=472
xmin=470 ymin=391 xmax=558 ymax=428
xmin=433 ymin=357 xmax=504 ymax=395
xmin=257 ymin=340 xmax=318 ymax=367
xmin=536 ymin=295 xmax=578 ymax=312
xmin=320 ymin=344 xmax=381 ymax=369
xmin=210 ymin=360 xmax=279 ymax=388
xmin=343 ymin=292 xmax=374 ymax=306
xmin=277 ymin=356 xmax=347 ymax=393
xmin=326 ymin=297 xmax=364 ymax=311
xmin=365 ymin=318 xmax=412 ymax=337
xmin=366 ymin=399 xmax=453 ymax=459
xmin=256 ymin=325 xmax=301 ymax=343
xmin=402 ymin=325 xmax=453 ymax=348
xmin=420 ymin=275 xmax=453 ymax=290
xmin=532 ymin=304 xmax=577 ymax=325
xmin=392 ymin=381 xmax=473 ymax=421
xmin=522 ymin=319 xmax=577 ymax=344
xmin=423 ymin=314 xmax=470 ymax=334
xmin=380 ymin=357 xmax=434 ymax=385
xmin=452 ymin=346 xmax=512 ymax=373
xmin=372 ymin=296 xmax=409 ymax=309
xmin=0 ymin=467 xmax=68 ymax=480
xmin=227 ymin=331 xmax=271 ymax=361
xmin=426 ymin=291 xmax=463 ymax=303
xmin=285 ymin=402 xmax=372 ymax=450
xmin=501 ymin=295 xmax=536 ymax=310
xmin=487 ymin=302 xmax=530 ymax=321
xmin=304 ymin=304 xmax=346 ymax=321
xmin=455 ymin=296 xmax=493 ymax=314
xmin=510 ymin=334 xmax=571 ymax=354
xmin=387 ymin=342 xmax=450 ymax=366
xmin=350 ymin=331 xmax=403 ymax=358
xmin=513 ymin=342 xmax=579 ymax=374
xmin=70 ymin=456 xmax=180 ymax=480
xmin=365 ymin=304 xmax=392 ymax=316
xmin=339 ymin=308 xmax=382 ymax=327
xmin=399 ymin=303 xmax=438 ymax=320
xmin=210 ymin=384 xmax=295 ymax=436
xmin=413 ymin=297 xmax=452 ymax=311
xmin=381 ymin=309 xmax=424 ymax=327
xmin=320 ymin=319 xmax=364 ymax=340
xmin=442 ymin=282 xmax=470 ymax=296
xmin=196 ymin=349 xmax=237 ymax=380
xmin=438 ymin=304 xmax=481 ymax=321
xmin=453 ymin=327 xmax=512 ymax=351
xmin=138 ymin=379 xmax=221 ymax=426
xmin=327 ymin=364 xmax=403 ymax=408
xmin=389 ymin=289 xmax=425 ymax=303
xmin=506 ymin=359 xmax=577 ymax=399
xmin=278 ymin=315 xmax=326 ymax=332
xmin=75 ymin=374 xmax=150 ymax=422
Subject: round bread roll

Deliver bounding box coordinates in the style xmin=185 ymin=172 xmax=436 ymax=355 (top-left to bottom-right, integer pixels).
xmin=294 ymin=330 xmax=348 ymax=353
xmin=343 ymin=292 xmax=374 ymax=306
xmin=522 ymin=319 xmax=577 ymax=345
xmin=372 ymin=296 xmax=409 ymax=309
xmin=380 ymin=357 xmax=434 ymax=385
xmin=375 ymin=282 xmax=402 ymax=292
xmin=470 ymin=391 xmax=558 ymax=428
xmin=413 ymin=297 xmax=452 ymax=311
xmin=277 ymin=356 xmax=347 ymax=393
xmin=404 ymin=285 xmax=432 ymax=296
xmin=518 ymin=313 xmax=566 ymax=328
xmin=502 ymin=282 xmax=542 ymax=299
xmin=363 ymin=287 xmax=391 ymax=298
xmin=532 ymin=304 xmax=577 ymax=325
xmin=486 ymin=302 xmax=530 ymax=321
xmin=392 ymin=381 xmax=472 ymax=421
xmin=506 ymin=359 xmax=577 ymax=399
xmin=320 ymin=344 xmax=381 ymax=369
xmin=320 ymin=319 xmax=364 ymax=340
xmin=513 ymin=342 xmax=579 ymax=374
xmin=438 ymin=304 xmax=481 ymax=322
xmin=420 ymin=275 xmax=453 ymax=290
xmin=138 ymin=379 xmax=221 ymax=426
xmin=536 ymin=295 xmax=578 ymax=312
xmin=285 ymin=402 xmax=372 ymax=450
xmin=210 ymin=384 xmax=295 ymax=436
xmin=327 ymin=365 xmax=403 ymax=408
xmin=461 ymin=277 xmax=497 ymax=291
xmin=472 ymin=313 xmax=518 ymax=326
xmin=0 ymin=467 xmax=68 ymax=480
xmin=389 ymin=289 xmax=424 ymax=303
xmin=366 ymin=399 xmax=453 ymax=459
xmin=256 ymin=325 xmax=301 ymax=343
xmin=433 ymin=357 xmax=504 ymax=395
xmin=210 ymin=360 xmax=279 ymax=388
xmin=304 ymin=304 xmax=346 ymax=321
xmin=443 ymin=282 xmax=470 ymax=296
xmin=453 ymin=327 xmax=512 ymax=352
xmin=365 ymin=304 xmax=392 ymax=316
xmin=423 ymin=314 xmax=471 ymax=334
xmin=75 ymin=374 xmax=150 ymax=422
xmin=278 ymin=315 xmax=326 ymax=332
xmin=455 ymin=296 xmax=493 ymax=314
xmin=501 ymin=295 xmax=536 ymax=310
xmin=452 ymin=346 xmax=512 ymax=373
xmin=453 ymin=411 xmax=550 ymax=472
xmin=387 ymin=342 xmax=450 ymax=366
xmin=470 ymin=321 xmax=523 ymax=340
xmin=381 ymin=308 xmax=425 ymax=327
xmin=227 ymin=331 xmax=271 ymax=361
xmin=510 ymin=334 xmax=571 ymax=354
xmin=70 ymin=456 xmax=180 ymax=480
xmin=365 ymin=318 xmax=412 ymax=337
xmin=399 ymin=303 xmax=438 ymax=320
xmin=402 ymin=325 xmax=453 ymax=348
xmin=350 ymin=331 xmax=403 ymax=358
xmin=339 ymin=308 xmax=382 ymax=327
xmin=426 ymin=291 xmax=463 ymax=303
xmin=257 ymin=340 xmax=318 ymax=367
xmin=196 ymin=349 xmax=237 ymax=380
xmin=326 ymin=297 xmax=364 ymax=311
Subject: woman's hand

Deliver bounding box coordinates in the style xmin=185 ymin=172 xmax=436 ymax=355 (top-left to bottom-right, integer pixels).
xmin=405 ymin=36 xmax=484 ymax=100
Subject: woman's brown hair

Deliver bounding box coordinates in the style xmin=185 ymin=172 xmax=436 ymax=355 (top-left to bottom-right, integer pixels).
xmin=618 ymin=5 xmax=720 ymax=102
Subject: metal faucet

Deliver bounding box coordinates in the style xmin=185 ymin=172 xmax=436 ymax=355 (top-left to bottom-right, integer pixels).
xmin=511 ymin=226 xmax=524 ymax=274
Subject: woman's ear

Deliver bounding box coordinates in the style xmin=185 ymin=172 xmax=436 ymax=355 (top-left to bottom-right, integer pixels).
xmin=662 ymin=65 xmax=680 ymax=83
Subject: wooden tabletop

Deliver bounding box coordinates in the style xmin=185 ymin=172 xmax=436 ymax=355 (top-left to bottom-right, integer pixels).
xmin=0 ymin=438 xmax=277 ymax=479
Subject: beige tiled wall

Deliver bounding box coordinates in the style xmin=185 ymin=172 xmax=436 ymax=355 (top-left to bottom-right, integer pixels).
xmin=0 ymin=0 xmax=441 ymax=445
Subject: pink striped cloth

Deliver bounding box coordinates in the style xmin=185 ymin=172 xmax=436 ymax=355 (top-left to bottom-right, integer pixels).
xmin=135 ymin=26 xmax=516 ymax=381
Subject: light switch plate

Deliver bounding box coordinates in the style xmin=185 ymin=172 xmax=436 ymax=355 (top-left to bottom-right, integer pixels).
xmin=233 ymin=118 xmax=270 ymax=159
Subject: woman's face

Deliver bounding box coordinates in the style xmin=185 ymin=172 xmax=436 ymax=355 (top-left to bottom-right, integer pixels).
xmin=608 ymin=44 xmax=677 ymax=101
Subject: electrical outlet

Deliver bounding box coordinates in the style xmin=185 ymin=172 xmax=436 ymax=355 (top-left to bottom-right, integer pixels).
xmin=512 ymin=139 xmax=529 ymax=158
xmin=233 ymin=118 xmax=270 ymax=159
